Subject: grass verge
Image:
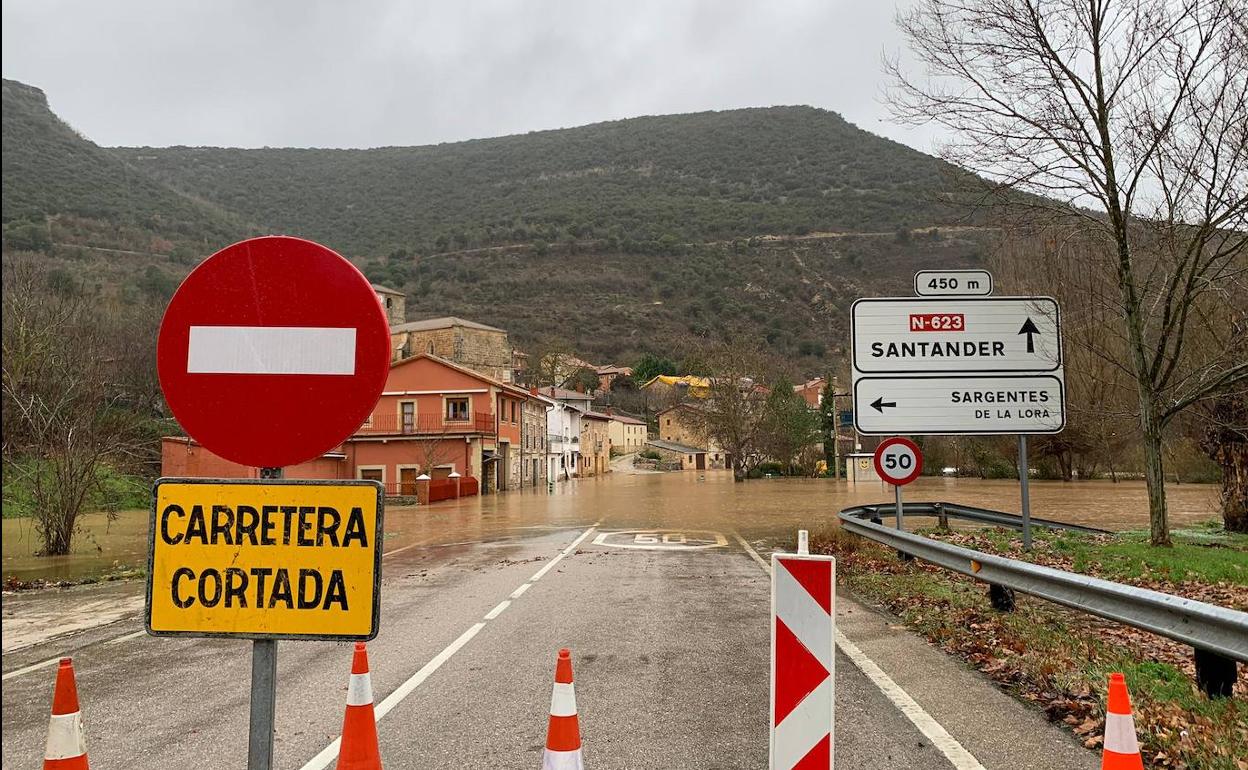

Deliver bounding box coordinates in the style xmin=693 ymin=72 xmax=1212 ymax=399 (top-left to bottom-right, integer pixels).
xmin=815 ymin=523 xmax=1247 ymax=770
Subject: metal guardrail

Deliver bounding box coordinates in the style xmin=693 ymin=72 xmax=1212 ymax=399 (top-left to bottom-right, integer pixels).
xmin=851 ymin=500 xmax=1110 ymax=535
xmin=837 ymin=503 xmax=1248 ymax=665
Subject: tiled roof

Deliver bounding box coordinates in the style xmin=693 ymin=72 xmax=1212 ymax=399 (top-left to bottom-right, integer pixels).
xmin=391 ymin=316 xmax=504 ymax=333
xmin=371 ymin=283 xmax=404 ymax=296
xmin=607 ymin=414 xmax=646 ymax=425
xmin=539 ymin=386 xmax=594 ymax=401
xmin=646 ymin=439 xmax=707 ymax=454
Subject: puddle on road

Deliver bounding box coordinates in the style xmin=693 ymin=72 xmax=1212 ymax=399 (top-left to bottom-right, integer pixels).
xmin=1 ymin=475 xmax=1221 ymax=584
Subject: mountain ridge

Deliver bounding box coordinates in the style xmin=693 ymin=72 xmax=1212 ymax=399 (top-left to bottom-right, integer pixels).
xmin=1 ymin=78 xmax=994 ymax=371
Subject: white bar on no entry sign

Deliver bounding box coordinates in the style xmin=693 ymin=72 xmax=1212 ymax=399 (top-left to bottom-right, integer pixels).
xmin=187 ymin=326 xmax=356 ymax=375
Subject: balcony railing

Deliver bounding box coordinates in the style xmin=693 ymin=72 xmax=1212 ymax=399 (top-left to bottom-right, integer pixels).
xmin=357 ymin=412 xmax=495 ymax=436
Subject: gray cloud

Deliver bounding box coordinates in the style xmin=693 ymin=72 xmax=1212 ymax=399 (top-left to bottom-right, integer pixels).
xmin=2 ymin=0 xmax=943 ymax=153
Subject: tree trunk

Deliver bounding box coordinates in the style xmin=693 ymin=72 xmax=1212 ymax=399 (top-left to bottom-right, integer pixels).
xmin=1202 ymin=393 xmax=1248 ymax=533
xmin=1141 ymin=415 xmax=1171 ymax=547
xmin=1223 ymin=455 xmax=1248 ymax=533
xmin=39 ymin=508 xmax=75 ymax=556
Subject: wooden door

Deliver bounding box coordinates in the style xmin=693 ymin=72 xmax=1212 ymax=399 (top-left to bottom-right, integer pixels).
xmin=400 ymin=467 xmax=417 ymax=495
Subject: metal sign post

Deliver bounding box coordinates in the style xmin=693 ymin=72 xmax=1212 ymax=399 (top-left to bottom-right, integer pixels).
xmin=1018 ymin=436 xmax=1032 ymax=552
xmin=248 ymin=639 xmax=278 ymax=770
xmin=247 ymin=465 xmax=282 ymax=770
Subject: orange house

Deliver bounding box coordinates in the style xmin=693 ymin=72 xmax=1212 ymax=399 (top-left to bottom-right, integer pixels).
xmin=162 ymin=353 xmax=537 ymax=498
xmin=348 ymin=353 xmax=533 ymax=495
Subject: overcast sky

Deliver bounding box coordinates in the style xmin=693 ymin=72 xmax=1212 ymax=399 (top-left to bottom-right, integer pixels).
xmin=2 ymin=0 xmax=940 ymax=152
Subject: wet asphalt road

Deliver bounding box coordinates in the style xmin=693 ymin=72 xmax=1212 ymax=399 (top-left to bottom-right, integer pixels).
xmin=2 ymin=476 xmax=1099 ymax=769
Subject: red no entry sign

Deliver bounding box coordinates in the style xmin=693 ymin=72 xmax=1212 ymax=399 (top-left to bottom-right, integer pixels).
xmin=157 ymin=236 xmax=391 ymax=468
xmin=873 ymin=437 xmax=923 ymax=486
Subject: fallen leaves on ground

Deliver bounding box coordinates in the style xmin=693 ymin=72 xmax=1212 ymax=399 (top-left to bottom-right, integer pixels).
xmin=815 ymin=529 xmax=1248 ymax=770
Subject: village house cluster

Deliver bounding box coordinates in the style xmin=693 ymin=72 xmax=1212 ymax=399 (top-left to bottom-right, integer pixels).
xmin=163 ymin=284 xmax=831 ymax=501
xmin=161 ymin=285 xmax=637 ymax=501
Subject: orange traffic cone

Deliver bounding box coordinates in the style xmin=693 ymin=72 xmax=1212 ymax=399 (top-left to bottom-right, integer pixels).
xmin=543 ymin=648 xmax=583 ymax=770
xmin=1102 ymin=673 xmax=1144 ymax=770
xmin=44 ymin=658 xmax=88 ymax=769
xmin=337 ymin=642 xmax=383 ymax=770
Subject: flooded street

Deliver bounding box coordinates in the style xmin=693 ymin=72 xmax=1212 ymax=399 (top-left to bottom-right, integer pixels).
xmin=2 ymin=473 xmax=1221 ymax=584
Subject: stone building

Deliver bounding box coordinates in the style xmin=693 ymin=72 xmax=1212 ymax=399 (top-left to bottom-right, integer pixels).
xmin=653 ymin=404 xmax=727 ymax=470
xmin=645 ymin=439 xmax=713 ymax=471
xmin=579 ymin=412 xmax=612 ymax=476
xmin=390 ymin=316 xmax=514 ymax=382
xmin=519 ymin=395 xmax=549 ymax=488
xmin=372 ymin=284 xmax=406 ymax=326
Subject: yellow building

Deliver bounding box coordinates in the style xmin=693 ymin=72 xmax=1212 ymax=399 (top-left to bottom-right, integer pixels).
xmin=606 ymin=413 xmax=647 ymax=453
xmin=639 ymin=374 xmax=712 ymax=400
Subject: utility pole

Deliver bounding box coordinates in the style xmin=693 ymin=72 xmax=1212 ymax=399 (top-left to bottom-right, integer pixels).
xmin=831 ymin=374 xmax=841 ymax=480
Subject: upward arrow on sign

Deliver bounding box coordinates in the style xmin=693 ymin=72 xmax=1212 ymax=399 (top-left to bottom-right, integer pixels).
xmin=1018 ymin=317 xmax=1040 ymax=353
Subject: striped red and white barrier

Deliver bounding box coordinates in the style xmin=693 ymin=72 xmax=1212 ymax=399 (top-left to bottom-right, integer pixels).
xmin=44 ymin=658 xmax=89 ymax=770
xmin=543 ymin=648 xmax=583 ymax=770
xmin=770 ymin=545 xmax=835 ymax=770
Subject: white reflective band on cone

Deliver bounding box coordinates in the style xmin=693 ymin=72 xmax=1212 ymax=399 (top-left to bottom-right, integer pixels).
xmin=1104 ymin=712 xmax=1140 ymax=754
xmin=542 ymin=748 xmax=584 ymax=770
xmin=346 ymin=673 xmax=374 ymax=706
xmin=549 ymin=682 xmax=577 ymax=717
xmin=44 ymin=712 xmax=85 ymax=759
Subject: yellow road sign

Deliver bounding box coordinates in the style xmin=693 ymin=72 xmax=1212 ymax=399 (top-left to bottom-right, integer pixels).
xmin=146 ymin=478 xmax=384 ymax=640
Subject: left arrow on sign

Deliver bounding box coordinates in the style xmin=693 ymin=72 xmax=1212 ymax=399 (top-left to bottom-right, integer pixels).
xmin=870 ymin=397 xmax=897 ymax=413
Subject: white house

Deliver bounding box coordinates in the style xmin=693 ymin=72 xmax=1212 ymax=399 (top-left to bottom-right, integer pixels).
xmin=541 ymin=394 xmax=584 ymax=481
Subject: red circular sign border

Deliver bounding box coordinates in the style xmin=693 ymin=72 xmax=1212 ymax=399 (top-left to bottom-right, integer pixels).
xmin=157 ymin=236 xmax=391 ymax=469
xmin=873 ymin=437 xmax=923 ymax=486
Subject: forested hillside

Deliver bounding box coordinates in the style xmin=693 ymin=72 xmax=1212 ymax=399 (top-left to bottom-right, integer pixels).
xmin=1 ymin=80 xmax=248 ymax=257
xmin=114 ymin=106 xmax=982 ymax=256
xmin=2 ymin=77 xmax=996 ymax=368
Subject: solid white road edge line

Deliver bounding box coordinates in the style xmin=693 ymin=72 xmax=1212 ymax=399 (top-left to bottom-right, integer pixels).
xmin=297 ymin=525 xmax=597 ymax=770
xmin=731 ymin=532 xmax=986 ymax=770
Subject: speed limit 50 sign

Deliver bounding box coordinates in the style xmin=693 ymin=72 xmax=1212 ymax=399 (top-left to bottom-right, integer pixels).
xmin=873 ymin=437 xmax=922 ymax=486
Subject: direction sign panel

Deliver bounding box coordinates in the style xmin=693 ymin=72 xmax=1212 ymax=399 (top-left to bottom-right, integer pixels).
xmin=157 ymin=236 xmax=391 ymax=469
xmin=873 ymin=437 xmax=923 ymax=485
xmin=854 ymin=375 xmax=1066 ymax=435
xmin=147 ymin=478 xmax=383 ymax=640
xmin=914 ymin=269 xmax=993 ymax=296
xmin=851 ymin=297 xmax=1061 ymax=374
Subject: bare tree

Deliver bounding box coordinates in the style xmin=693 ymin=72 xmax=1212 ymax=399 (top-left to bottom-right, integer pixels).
xmin=683 ymin=342 xmax=772 ymax=481
xmin=889 ymin=0 xmax=1248 ymax=544
xmin=2 ymin=256 xmax=146 ymax=556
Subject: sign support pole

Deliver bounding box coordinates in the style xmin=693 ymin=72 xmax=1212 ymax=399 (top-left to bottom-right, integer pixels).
xmin=894 ymin=483 xmax=904 ymax=532
xmin=248 ymin=466 xmax=283 ymax=770
xmin=1018 ymin=436 xmax=1032 ymax=552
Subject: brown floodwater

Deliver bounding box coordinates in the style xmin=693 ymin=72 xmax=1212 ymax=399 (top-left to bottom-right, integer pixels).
xmin=1 ymin=473 xmax=1222 ymax=583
